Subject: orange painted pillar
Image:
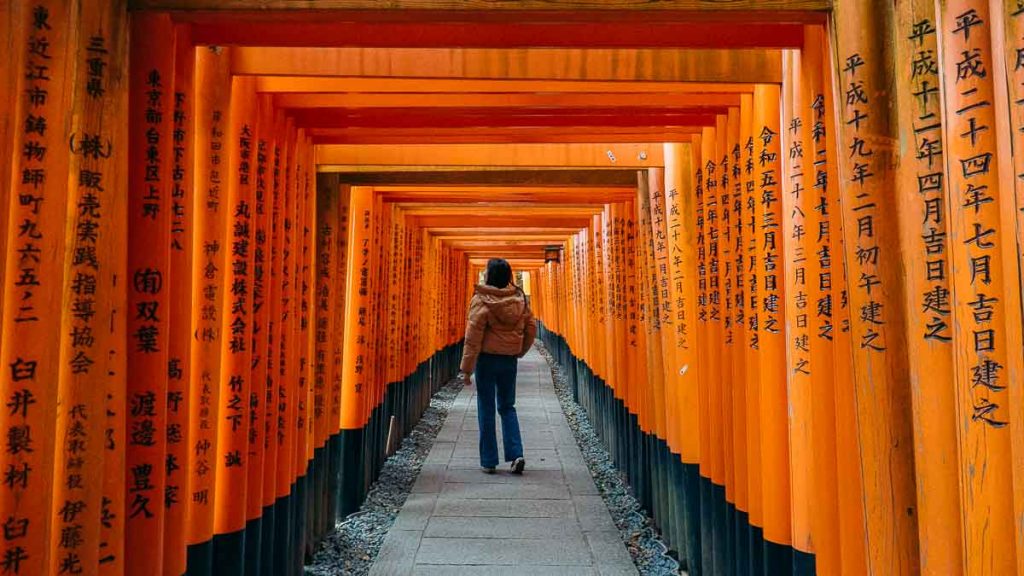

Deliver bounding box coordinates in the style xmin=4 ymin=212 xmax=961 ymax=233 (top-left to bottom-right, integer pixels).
xmin=663 ymin=141 xmax=702 ymax=571
xmin=831 ymin=1 xmax=920 ymax=572
xmin=52 ymin=3 xmax=128 ymax=575
xmin=892 ymin=5 xmax=963 ymax=575
xmin=718 ymin=111 xmax=738 ymax=569
xmin=781 ymin=48 xmax=815 ymax=573
xmin=213 ymin=74 xmax=258 ymax=574
xmin=0 ymin=1 xmax=26 ymax=328
xmin=0 ymin=2 xmax=73 ymax=573
xmin=739 ymin=93 xmax=766 ymax=574
xmin=187 ymin=45 xmax=231 ymax=574
xmin=752 ymin=83 xmax=791 ymax=572
xmin=937 ymin=2 xmax=1018 ymax=573
xmin=164 ymin=24 xmax=194 ymax=576
xmin=125 ymin=11 xmax=175 ymax=574
xmin=797 ymin=25 xmax=843 ymax=576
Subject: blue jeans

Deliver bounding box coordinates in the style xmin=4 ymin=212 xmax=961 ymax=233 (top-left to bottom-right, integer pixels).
xmin=475 ymin=353 xmax=523 ymax=468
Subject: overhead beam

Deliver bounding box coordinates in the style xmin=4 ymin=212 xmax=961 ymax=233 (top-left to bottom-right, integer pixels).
xmin=185 ymin=18 xmax=805 ymax=49
xmin=309 ymin=127 xmax=700 ymax=145
xmin=290 ymin=108 xmax=721 ymax=129
xmin=231 ymin=47 xmax=783 ymax=83
xmin=135 ymin=1 xmax=830 ymax=11
xmin=255 ymin=76 xmax=758 ymax=94
xmin=325 ymin=169 xmax=641 ymax=186
xmin=274 ymin=92 xmax=743 ymax=109
xmin=317 ymin=143 xmax=663 ymax=168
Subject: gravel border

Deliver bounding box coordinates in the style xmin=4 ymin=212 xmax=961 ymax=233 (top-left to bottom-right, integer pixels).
xmin=306 ymin=378 xmax=464 ymax=576
xmin=537 ymin=343 xmax=681 ymax=576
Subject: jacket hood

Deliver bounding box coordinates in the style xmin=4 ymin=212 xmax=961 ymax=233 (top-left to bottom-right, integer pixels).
xmin=474 ymin=284 xmax=527 ymax=325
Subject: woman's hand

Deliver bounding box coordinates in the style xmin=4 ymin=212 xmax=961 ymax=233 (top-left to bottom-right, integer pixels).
xmin=457 ymin=371 xmax=472 ymax=386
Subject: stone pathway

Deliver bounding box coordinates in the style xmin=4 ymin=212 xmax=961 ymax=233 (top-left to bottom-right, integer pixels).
xmin=370 ymin=349 xmax=638 ymax=575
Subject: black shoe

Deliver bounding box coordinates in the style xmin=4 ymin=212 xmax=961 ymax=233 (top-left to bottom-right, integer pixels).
xmin=510 ymin=457 xmax=525 ymax=475
xmin=482 ymin=466 xmax=496 ymax=474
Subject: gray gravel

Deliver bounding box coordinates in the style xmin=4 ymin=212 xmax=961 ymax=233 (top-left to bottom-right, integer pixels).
xmin=537 ymin=343 xmax=682 ymax=576
xmin=306 ymin=378 xmax=463 ymax=576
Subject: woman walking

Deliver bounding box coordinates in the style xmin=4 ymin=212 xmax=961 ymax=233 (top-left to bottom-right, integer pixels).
xmin=459 ymin=258 xmax=537 ymax=474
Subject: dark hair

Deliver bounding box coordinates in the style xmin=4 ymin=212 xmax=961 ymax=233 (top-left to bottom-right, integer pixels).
xmin=485 ymin=258 xmax=512 ymax=288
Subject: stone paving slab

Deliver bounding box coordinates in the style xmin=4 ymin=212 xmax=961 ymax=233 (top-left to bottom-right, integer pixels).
xmin=370 ymin=349 xmax=637 ymax=575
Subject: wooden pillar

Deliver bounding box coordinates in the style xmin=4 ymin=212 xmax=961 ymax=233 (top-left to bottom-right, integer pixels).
xmin=164 ymin=23 xmax=194 ymax=576
xmin=752 ymin=83 xmax=791 ymax=574
xmin=187 ymin=45 xmax=230 ymax=576
xmin=51 ymin=2 xmax=128 ymax=575
xmin=125 ymin=11 xmax=175 ymax=574
xmin=213 ymin=74 xmax=258 ymax=574
xmin=936 ymin=2 xmax=1018 ymax=573
xmin=831 ymin=1 xmax=920 ymax=572
xmin=892 ymin=3 xmax=964 ymax=574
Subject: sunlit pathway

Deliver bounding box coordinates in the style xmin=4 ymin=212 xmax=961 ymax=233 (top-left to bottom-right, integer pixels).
xmin=370 ymin=349 xmax=638 ymax=575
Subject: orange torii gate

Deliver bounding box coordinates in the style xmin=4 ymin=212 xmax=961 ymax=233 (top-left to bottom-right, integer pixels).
xmin=4 ymin=2 xmax=1024 ymax=576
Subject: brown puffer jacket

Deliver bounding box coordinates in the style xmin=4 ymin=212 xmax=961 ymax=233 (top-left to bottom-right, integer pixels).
xmin=459 ymin=284 xmax=537 ymax=373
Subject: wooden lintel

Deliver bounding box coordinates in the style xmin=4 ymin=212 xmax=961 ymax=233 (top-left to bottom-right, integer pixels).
xmin=135 ymin=1 xmax=830 ymax=12
xmin=328 ymin=170 xmax=640 ymax=187
xmin=317 ymin=143 xmax=664 ymax=168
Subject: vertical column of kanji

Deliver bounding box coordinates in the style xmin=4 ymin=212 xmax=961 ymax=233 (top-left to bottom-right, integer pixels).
xmin=823 ymin=25 xmax=868 ymax=573
xmin=936 ymin=3 xmax=1017 ymax=572
xmin=125 ymin=11 xmax=174 ymax=574
xmin=163 ymin=24 xmax=193 ymax=576
xmin=622 ymin=203 xmax=640 ymax=436
xmin=214 ymin=75 xmax=257 ymax=574
xmin=339 ymin=186 xmax=373 ymax=516
xmin=718 ymin=112 xmax=737 ymax=569
xmin=601 ymin=206 xmax=618 ymax=423
xmin=258 ymin=111 xmax=283 ymax=574
xmin=312 ymin=172 xmax=338 ymax=543
xmin=752 ymin=83 xmax=792 ymax=573
xmin=699 ymin=127 xmax=724 ymax=574
xmin=187 ymin=46 xmax=229 ymax=576
xmin=1 ymin=3 xmax=72 ymax=574
xmin=293 ymin=136 xmax=313 ymax=565
xmin=648 ymin=170 xmax=677 ymax=463
xmin=831 ymin=1 xmax=919 ymax=572
xmin=51 ymin=2 xmax=125 ymax=574
xmin=994 ymin=5 xmax=1024 ymax=567
xmin=691 ymin=132 xmax=711 ymax=574
xmin=298 ymin=136 xmax=316 ymax=563
xmin=0 ymin=3 xmax=27 ymax=315
xmin=781 ymin=49 xmax=815 ymax=575
xmin=272 ymin=119 xmax=297 ymax=576
xmin=798 ymin=24 xmax=841 ymax=576
xmin=663 ymin=142 xmax=701 ymax=572
xmin=893 ymin=5 xmax=963 ymax=575
xmin=244 ymin=94 xmax=273 ymax=575
xmin=739 ymin=94 xmax=765 ymax=574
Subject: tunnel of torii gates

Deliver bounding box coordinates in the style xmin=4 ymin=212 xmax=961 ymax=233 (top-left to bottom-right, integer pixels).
xmin=7 ymin=1 xmax=1024 ymax=576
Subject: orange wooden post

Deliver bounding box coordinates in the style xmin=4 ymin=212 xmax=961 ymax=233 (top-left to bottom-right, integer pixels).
xmin=781 ymin=48 xmax=815 ymax=573
xmin=823 ymin=36 xmax=868 ymax=573
xmin=937 ymin=2 xmax=1018 ymax=573
xmin=995 ymin=6 xmax=1024 ymax=567
xmin=125 ymin=11 xmax=175 ymax=574
xmin=738 ymin=92 xmax=765 ymax=575
xmin=339 ymin=185 xmax=374 ymax=515
xmin=663 ymin=141 xmax=702 ymax=570
xmin=313 ymin=173 xmax=339 ymax=539
xmin=164 ymin=24 xmax=194 ymax=576
xmin=719 ymin=111 xmax=738 ymax=569
xmin=752 ymin=83 xmax=791 ymax=573
xmin=187 ymin=45 xmax=231 ymax=575
xmin=214 ymin=74 xmax=258 ymax=574
xmin=891 ymin=4 xmax=963 ymax=575
xmin=831 ymin=1 xmax=920 ymax=572
xmin=51 ymin=3 xmax=128 ymax=575
xmin=0 ymin=3 xmax=73 ymax=573
xmin=242 ymin=93 xmax=274 ymax=574
xmin=795 ymin=25 xmax=843 ymax=576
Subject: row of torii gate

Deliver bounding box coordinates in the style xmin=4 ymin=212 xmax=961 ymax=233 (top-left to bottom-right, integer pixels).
xmin=2 ymin=1 xmax=1024 ymax=575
